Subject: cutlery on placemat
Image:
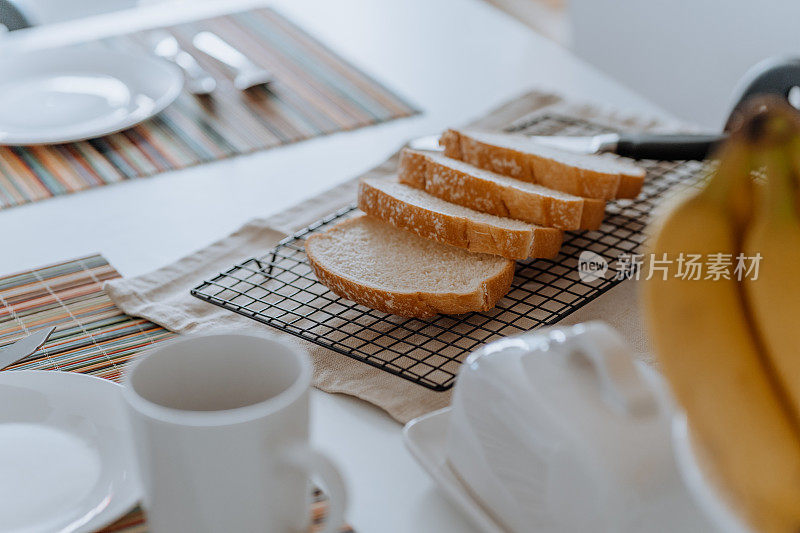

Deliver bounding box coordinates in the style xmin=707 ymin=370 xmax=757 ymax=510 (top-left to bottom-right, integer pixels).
xmin=150 ymin=30 xmax=216 ymax=95
xmin=192 ymin=31 xmax=274 ymax=90
xmin=0 ymin=326 xmax=55 ymax=369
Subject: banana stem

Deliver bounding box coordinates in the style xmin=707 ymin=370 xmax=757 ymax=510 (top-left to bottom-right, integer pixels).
xmin=701 ymin=140 xmax=753 ymax=233
xmin=758 ymin=145 xmax=798 ymax=223
xmin=702 ymin=142 xmax=747 ymax=201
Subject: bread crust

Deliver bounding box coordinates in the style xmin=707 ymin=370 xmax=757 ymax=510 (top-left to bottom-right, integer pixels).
xmin=399 ymin=149 xmax=606 ymax=230
xmin=305 ymin=216 xmax=515 ymax=318
xmin=616 ymin=174 xmax=645 ymax=199
xmin=580 ymin=198 xmax=606 ymax=230
xmin=358 ymin=178 xmax=563 ymax=260
xmin=440 ymin=129 xmax=645 ymax=200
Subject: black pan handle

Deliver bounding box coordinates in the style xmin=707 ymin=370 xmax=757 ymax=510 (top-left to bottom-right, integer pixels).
xmin=615 ymin=133 xmax=726 ymax=160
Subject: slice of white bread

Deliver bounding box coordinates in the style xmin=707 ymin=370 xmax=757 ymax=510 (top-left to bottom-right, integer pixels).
xmin=439 ymin=129 xmax=645 ymax=200
xmin=305 ymin=215 xmax=515 ymax=318
xmin=398 ymin=149 xmax=606 ymax=230
xmin=358 ymin=176 xmax=563 ymax=260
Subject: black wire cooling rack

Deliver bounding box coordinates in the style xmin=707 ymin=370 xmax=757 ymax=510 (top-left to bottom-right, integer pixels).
xmin=191 ymin=114 xmax=709 ymax=391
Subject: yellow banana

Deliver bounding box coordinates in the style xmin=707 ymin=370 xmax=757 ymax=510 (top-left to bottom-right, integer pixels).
xmin=741 ymin=123 xmax=800 ymax=429
xmin=642 ymin=136 xmax=800 ymax=533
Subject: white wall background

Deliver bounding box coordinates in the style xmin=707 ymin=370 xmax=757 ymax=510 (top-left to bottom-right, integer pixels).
xmin=569 ymin=0 xmax=800 ymax=129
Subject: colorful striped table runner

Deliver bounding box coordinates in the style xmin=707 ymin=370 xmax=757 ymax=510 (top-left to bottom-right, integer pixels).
xmin=0 ymin=255 xmax=354 ymax=532
xmin=0 ymin=8 xmax=419 ymax=209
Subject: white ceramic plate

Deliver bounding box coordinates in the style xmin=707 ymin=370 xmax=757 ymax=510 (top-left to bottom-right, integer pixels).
xmin=0 ymin=46 xmax=183 ymax=145
xmin=402 ymin=408 xmax=504 ymax=533
xmin=0 ymin=370 xmax=141 ymax=533
xmin=672 ymin=414 xmax=752 ymax=533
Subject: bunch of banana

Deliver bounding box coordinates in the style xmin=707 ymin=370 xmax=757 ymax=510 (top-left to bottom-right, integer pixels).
xmin=642 ymin=100 xmax=800 ymax=533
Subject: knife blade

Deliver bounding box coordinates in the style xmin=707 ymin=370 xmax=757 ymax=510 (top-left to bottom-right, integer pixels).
xmin=407 ymin=132 xmax=726 ymax=161
xmin=0 ymin=326 xmax=55 ymax=369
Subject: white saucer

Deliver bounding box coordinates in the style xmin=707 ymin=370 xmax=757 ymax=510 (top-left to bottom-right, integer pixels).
xmin=0 ymin=370 xmax=141 ymax=533
xmin=0 ymin=46 xmax=183 ymax=145
xmin=672 ymin=415 xmax=752 ymax=533
xmin=403 ymin=408 xmax=504 ymax=533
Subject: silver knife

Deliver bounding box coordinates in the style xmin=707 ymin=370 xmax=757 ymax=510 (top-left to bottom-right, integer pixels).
xmin=408 ymin=132 xmax=725 ymax=161
xmin=192 ymin=31 xmax=274 ymax=91
xmin=0 ymin=326 xmax=56 ymax=369
xmin=150 ymin=30 xmax=216 ymax=95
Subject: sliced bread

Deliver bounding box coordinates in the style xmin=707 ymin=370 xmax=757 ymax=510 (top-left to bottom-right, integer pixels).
xmin=580 ymin=198 xmax=607 ymax=231
xmin=358 ymin=176 xmax=563 ymax=260
xmin=305 ymin=215 xmax=515 ymax=318
xmin=439 ymin=129 xmax=645 ymax=200
xmin=398 ymin=149 xmax=606 ymax=230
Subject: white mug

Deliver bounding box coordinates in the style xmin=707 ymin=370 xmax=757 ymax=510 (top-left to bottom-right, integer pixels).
xmin=122 ymin=333 xmax=346 ymax=533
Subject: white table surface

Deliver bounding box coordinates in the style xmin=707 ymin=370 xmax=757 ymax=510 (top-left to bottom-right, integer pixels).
xmin=0 ymin=1 xmax=674 ymax=531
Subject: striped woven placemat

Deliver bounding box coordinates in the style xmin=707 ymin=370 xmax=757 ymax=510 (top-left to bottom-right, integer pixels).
xmin=0 ymin=7 xmax=419 ymax=209
xmin=0 ymin=255 xmax=354 ymax=532
xmin=0 ymin=254 xmax=174 ymax=378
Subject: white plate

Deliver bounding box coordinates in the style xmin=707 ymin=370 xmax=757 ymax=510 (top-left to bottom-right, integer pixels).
xmin=672 ymin=415 xmax=752 ymax=533
xmin=402 ymin=408 xmax=504 ymax=533
xmin=0 ymin=370 xmax=141 ymax=533
xmin=0 ymin=46 xmax=183 ymax=145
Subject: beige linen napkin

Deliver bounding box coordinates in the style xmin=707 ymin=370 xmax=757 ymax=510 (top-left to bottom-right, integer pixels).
xmin=105 ymin=91 xmax=679 ymax=423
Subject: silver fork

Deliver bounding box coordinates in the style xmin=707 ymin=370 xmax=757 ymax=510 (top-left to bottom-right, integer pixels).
xmin=150 ymin=30 xmax=217 ymax=95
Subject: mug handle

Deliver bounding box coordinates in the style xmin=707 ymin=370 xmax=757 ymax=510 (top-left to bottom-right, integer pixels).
xmin=283 ymin=445 xmax=347 ymax=533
